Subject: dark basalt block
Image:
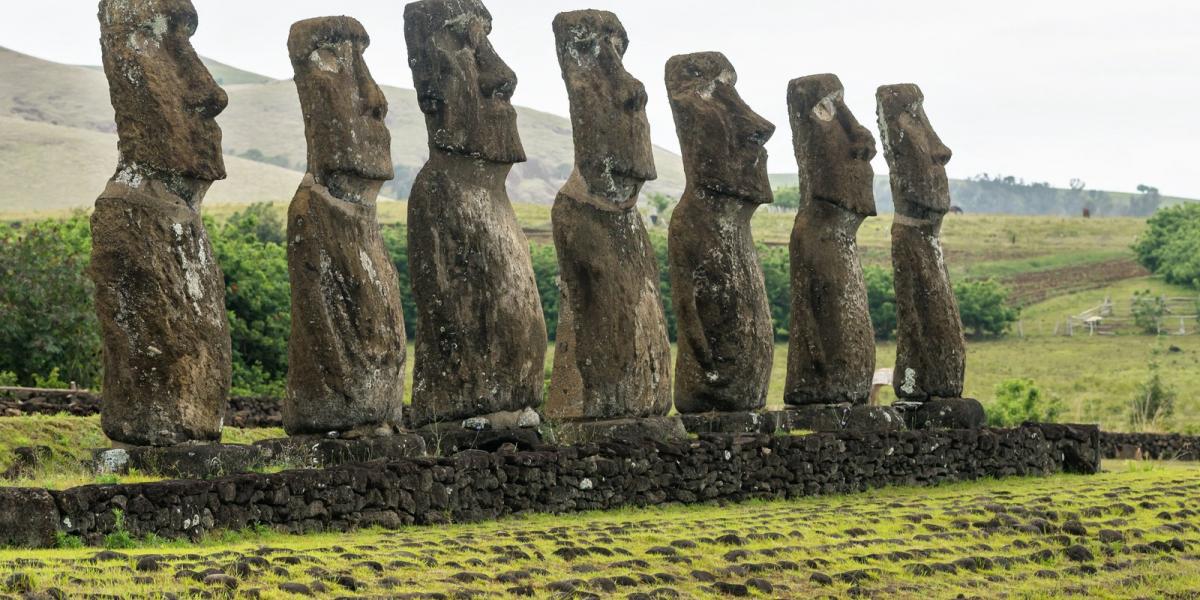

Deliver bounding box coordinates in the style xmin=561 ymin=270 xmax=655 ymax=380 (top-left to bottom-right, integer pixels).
xmin=680 ymin=411 xmax=780 ymax=435
xmin=895 ymin=398 xmax=986 ymax=430
xmin=418 ymin=422 xmax=542 ymax=455
xmin=779 ymin=404 xmax=907 ymax=433
xmin=256 ymin=433 xmax=427 ymax=468
xmin=0 ymin=488 xmax=59 ymax=548
xmin=553 ymin=416 xmax=688 ymax=445
xmin=94 ymin=444 xmax=264 ymax=480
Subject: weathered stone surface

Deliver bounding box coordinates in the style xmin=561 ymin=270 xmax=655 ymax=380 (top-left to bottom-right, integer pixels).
xmin=92 ymin=0 xmax=231 ymax=446
xmin=785 ymin=74 xmax=877 ymax=406
xmin=665 ymin=52 xmax=775 ymax=413
xmin=284 ymin=17 xmax=406 ymax=435
xmin=91 ymin=183 xmax=230 ymax=446
xmin=403 ymin=0 xmax=547 ymax=427
xmin=546 ymin=11 xmax=671 ymax=422
xmin=0 ymin=488 xmax=59 ymax=548
xmin=679 ymin=411 xmax=779 ymax=435
xmin=877 ymin=84 xmax=966 ymax=400
xmin=553 ymin=416 xmax=687 ymax=445
xmin=779 ymin=404 xmax=905 ymax=433
xmin=26 ymin=423 xmax=1098 ymax=547
xmin=895 ymin=398 xmax=986 ymax=430
xmin=99 ymin=0 xmax=228 ymax=185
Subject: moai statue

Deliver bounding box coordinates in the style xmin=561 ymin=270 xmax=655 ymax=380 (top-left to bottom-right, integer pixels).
xmin=403 ymin=0 xmax=546 ymax=444
xmin=283 ymin=17 xmax=414 ymax=441
xmin=877 ymin=84 xmax=984 ymax=429
xmin=664 ymin=52 xmax=776 ymax=434
xmin=546 ymin=10 xmax=683 ymax=443
xmin=91 ymin=0 xmax=231 ymax=446
xmin=782 ymin=74 xmax=904 ymax=432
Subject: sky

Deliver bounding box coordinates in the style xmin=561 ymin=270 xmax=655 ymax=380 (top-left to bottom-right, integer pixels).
xmin=3 ymin=0 xmax=1198 ymax=197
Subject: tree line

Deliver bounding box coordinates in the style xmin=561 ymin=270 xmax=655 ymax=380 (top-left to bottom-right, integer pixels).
xmin=0 ymin=204 xmax=1016 ymax=395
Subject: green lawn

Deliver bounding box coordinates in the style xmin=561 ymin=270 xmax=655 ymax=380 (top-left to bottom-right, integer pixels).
xmin=1 ymin=463 xmax=1196 ymax=598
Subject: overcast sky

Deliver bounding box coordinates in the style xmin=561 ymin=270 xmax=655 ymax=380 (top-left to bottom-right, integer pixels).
xmin=3 ymin=0 xmax=1198 ymax=197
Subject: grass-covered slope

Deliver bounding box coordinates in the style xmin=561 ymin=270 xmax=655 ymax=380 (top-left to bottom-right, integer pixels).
xmin=1 ymin=463 xmax=1195 ymax=597
xmin=0 ymin=47 xmax=686 ymax=210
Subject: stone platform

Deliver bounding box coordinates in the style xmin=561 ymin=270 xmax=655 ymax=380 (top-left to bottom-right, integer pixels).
xmin=779 ymin=404 xmax=907 ymax=433
xmin=0 ymin=423 xmax=1102 ymax=548
xmin=892 ymin=398 xmax=987 ymax=430
xmin=552 ymin=416 xmax=688 ymax=444
xmin=91 ymin=432 xmax=427 ymax=479
xmin=679 ymin=411 xmax=778 ymax=434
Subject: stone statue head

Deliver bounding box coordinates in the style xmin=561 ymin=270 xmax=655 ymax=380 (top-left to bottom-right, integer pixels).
xmin=876 ymin=84 xmax=953 ymax=216
xmin=788 ymin=74 xmax=877 ymax=217
xmin=404 ymin=0 xmax=525 ymax=164
xmin=553 ymin=10 xmax=656 ymax=210
xmin=289 ymin=17 xmax=393 ymax=194
xmin=98 ymin=0 xmax=227 ymax=182
xmin=665 ymin=52 xmax=774 ymax=205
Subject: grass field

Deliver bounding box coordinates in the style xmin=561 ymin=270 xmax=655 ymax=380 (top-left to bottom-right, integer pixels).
xmin=0 ymin=463 xmax=1196 ymax=598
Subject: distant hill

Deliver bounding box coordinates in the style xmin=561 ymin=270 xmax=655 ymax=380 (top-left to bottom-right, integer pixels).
xmin=0 ymin=46 xmax=687 ymax=213
xmin=767 ymin=173 xmax=1196 ymax=217
xmin=0 ymin=116 xmax=308 ymax=214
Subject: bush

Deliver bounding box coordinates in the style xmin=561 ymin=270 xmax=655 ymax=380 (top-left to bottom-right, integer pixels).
xmin=1130 ymin=290 xmax=1166 ymax=335
xmin=209 ymin=204 xmax=291 ymax=396
xmin=0 ymin=215 xmax=100 ymax=388
xmin=988 ymin=378 xmax=1063 ymax=426
xmin=1133 ymin=203 xmax=1200 ymax=289
xmin=1129 ymin=358 xmax=1176 ymax=432
xmin=954 ymin=279 xmax=1019 ymax=337
xmin=864 ymin=266 xmax=897 ymax=340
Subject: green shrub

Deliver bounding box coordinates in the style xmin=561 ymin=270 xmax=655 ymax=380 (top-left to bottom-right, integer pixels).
xmin=954 ymin=279 xmax=1019 ymax=337
xmin=0 ymin=214 xmax=100 ymax=387
xmin=864 ymin=266 xmax=898 ymax=340
xmin=209 ymin=204 xmax=291 ymax=396
xmin=1130 ymin=290 xmax=1166 ymax=335
xmin=1133 ymin=203 xmax=1200 ymax=289
xmin=1129 ymin=359 xmax=1177 ymax=432
xmin=988 ymin=378 xmax=1063 ymax=426
xmin=0 ymin=371 xmax=17 ymax=387
xmin=32 ymin=368 xmax=69 ymax=389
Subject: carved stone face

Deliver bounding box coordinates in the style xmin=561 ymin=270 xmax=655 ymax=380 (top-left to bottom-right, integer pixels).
xmin=553 ymin=10 xmax=656 ymax=209
xmin=876 ymin=84 xmax=953 ymax=215
xmin=665 ymin=52 xmax=774 ymax=205
xmin=404 ymin=0 xmax=525 ymax=164
xmin=788 ymin=74 xmax=877 ymax=217
xmin=289 ymin=17 xmax=393 ymax=184
xmin=99 ymin=0 xmax=227 ymax=181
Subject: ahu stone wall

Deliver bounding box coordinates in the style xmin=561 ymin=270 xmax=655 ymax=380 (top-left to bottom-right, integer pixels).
xmin=0 ymin=388 xmax=281 ymax=429
xmin=0 ymin=424 xmax=1099 ymax=548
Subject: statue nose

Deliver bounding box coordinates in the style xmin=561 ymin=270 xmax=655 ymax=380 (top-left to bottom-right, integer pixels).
xmin=624 ymin=80 xmax=648 ymax=112
xmin=193 ymin=85 xmax=228 ymax=120
xmin=851 ymin=126 xmax=877 ymax=161
xmin=931 ymin=141 xmax=952 ymax=166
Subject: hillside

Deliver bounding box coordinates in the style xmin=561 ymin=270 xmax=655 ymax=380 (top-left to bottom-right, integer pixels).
xmin=0 ymin=116 xmax=307 ymax=213
xmin=768 ymin=173 xmax=1196 ymax=217
xmin=0 ymin=46 xmax=686 ymax=211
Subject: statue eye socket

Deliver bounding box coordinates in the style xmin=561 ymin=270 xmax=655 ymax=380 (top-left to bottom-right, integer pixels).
xmin=811 ymin=97 xmax=836 ymax=122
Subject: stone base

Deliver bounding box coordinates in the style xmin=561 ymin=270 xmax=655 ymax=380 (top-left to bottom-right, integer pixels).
xmin=419 ymin=422 xmax=543 ymax=455
xmin=0 ymin=488 xmax=58 ymax=548
xmin=778 ymin=403 xmax=907 ymax=433
xmin=92 ymin=432 xmax=428 ymax=479
xmin=894 ymin=398 xmax=987 ymax=430
xmin=255 ymin=432 xmax=427 ymax=469
xmin=679 ymin=411 xmax=778 ymax=435
xmin=94 ymin=443 xmax=264 ymax=479
xmin=552 ymin=415 xmax=688 ymax=445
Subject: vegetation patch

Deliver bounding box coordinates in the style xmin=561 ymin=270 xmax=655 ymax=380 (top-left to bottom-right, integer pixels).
xmin=0 ymin=464 xmax=1195 ymax=598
